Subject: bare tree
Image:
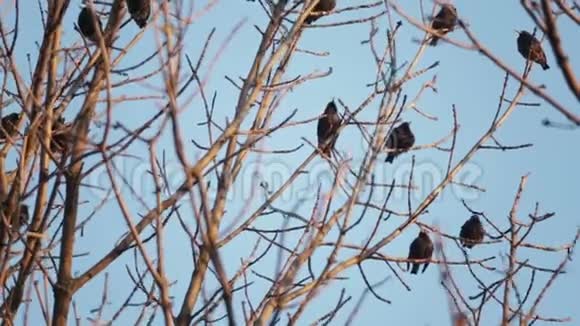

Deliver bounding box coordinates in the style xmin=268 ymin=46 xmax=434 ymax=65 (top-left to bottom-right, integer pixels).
xmin=0 ymin=0 xmax=577 ymax=325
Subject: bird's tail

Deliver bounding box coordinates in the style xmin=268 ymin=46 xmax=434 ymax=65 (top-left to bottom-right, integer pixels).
xmin=429 ymin=36 xmax=439 ymax=46
xmin=411 ymin=264 xmax=419 ymax=274
xmin=462 ymin=238 xmax=475 ymax=249
xmin=385 ymin=154 xmax=394 ymax=163
xmin=135 ymin=19 xmax=147 ymax=28
xmin=542 ymin=63 xmax=550 ymax=70
xmin=304 ymin=14 xmax=318 ymax=24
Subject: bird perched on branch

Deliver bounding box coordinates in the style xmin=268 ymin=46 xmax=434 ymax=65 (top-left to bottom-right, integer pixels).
xmin=305 ymin=0 xmax=336 ymax=24
xmin=429 ymin=4 xmax=457 ymax=46
xmin=77 ymin=6 xmax=103 ymax=42
xmin=17 ymin=204 xmax=29 ymax=228
xmin=459 ymin=215 xmax=485 ymax=249
xmin=0 ymin=113 xmax=20 ymax=142
xmin=127 ymin=0 xmax=151 ymax=28
xmin=384 ymin=122 xmax=415 ymax=163
xmin=51 ymin=117 xmax=74 ymax=156
xmin=0 ymin=202 xmax=29 ymax=229
xmin=317 ymin=100 xmax=341 ymax=158
xmin=407 ymin=230 xmax=434 ymax=274
xmin=516 ymin=30 xmax=550 ymax=70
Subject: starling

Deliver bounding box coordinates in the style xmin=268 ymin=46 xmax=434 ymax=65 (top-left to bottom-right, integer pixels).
xmin=18 ymin=204 xmax=29 ymax=228
xmin=0 ymin=113 xmax=20 ymax=142
xmin=0 ymin=202 xmax=29 ymax=228
xmin=77 ymin=7 xmax=103 ymax=42
xmin=517 ymin=31 xmax=550 ymax=70
xmin=317 ymin=101 xmax=341 ymax=157
xmin=385 ymin=122 xmax=415 ymax=163
xmin=305 ymin=0 xmax=336 ymax=24
xmin=459 ymin=215 xmax=485 ymax=249
xmin=407 ymin=230 xmax=434 ymax=274
xmin=127 ymin=0 xmax=151 ymax=28
xmin=429 ymin=4 xmax=457 ymax=46
xmin=51 ymin=117 xmax=73 ymax=156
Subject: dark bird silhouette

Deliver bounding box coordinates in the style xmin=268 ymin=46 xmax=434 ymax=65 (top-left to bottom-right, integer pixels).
xmin=18 ymin=204 xmax=29 ymax=228
xmin=429 ymin=4 xmax=457 ymax=46
xmin=407 ymin=230 xmax=434 ymax=274
xmin=127 ymin=0 xmax=151 ymax=28
xmin=459 ymin=215 xmax=485 ymax=249
xmin=51 ymin=117 xmax=73 ymax=156
xmin=517 ymin=31 xmax=550 ymax=70
xmin=317 ymin=101 xmax=341 ymax=158
xmin=77 ymin=7 xmax=102 ymax=42
xmin=385 ymin=122 xmax=415 ymax=163
xmin=305 ymin=0 xmax=336 ymax=24
xmin=0 ymin=113 xmax=20 ymax=142
xmin=0 ymin=202 xmax=29 ymax=228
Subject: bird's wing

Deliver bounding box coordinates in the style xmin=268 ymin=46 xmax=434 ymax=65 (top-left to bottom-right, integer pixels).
xmin=407 ymin=132 xmax=416 ymax=147
xmin=317 ymin=118 xmax=332 ymax=143
xmin=425 ymin=240 xmax=434 ymax=257
xmin=384 ymin=132 xmax=395 ymax=149
xmin=460 ymin=221 xmax=469 ymax=238
xmin=408 ymin=238 xmax=420 ymax=258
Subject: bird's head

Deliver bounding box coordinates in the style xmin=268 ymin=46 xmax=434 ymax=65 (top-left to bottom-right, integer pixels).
xmin=325 ymin=100 xmax=337 ymax=114
xmin=444 ymin=4 xmax=457 ymax=14
xmin=399 ymin=121 xmax=411 ymax=131
xmin=470 ymin=215 xmax=481 ymax=223
xmin=517 ymin=30 xmax=533 ymax=40
xmin=4 ymin=113 xmax=20 ymax=123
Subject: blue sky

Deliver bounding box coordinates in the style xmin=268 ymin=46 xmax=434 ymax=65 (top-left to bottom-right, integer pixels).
xmin=4 ymin=0 xmax=579 ymax=325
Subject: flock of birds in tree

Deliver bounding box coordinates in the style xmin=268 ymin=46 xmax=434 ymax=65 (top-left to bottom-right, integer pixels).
xmin=313 ymin=2 xmax=548 ymax=274
xmin=0 ymin=1 xmax=550 ymax=272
